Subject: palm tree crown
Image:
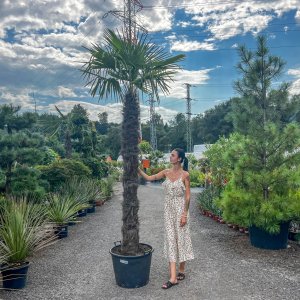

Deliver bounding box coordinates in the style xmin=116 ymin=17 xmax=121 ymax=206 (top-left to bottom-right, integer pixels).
xmin=82 ymin=29 xmax=185 ymax=100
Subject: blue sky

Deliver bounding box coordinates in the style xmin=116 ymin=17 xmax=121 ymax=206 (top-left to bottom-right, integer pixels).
xmin=0 ymin=0 xmax=299 ymax=123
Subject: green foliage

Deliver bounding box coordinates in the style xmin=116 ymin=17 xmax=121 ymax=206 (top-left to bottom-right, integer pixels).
xmin=148 ymin=150 xmax=164 ymax=167
xmin=46 ymin=193 xmax=88 ymax=225
xmin=81 ymin=157 xmax=109 ymax=178
xmin=168 ymin=113 xmax=187 ymax=150
xmin=0 ymin=199 xmax=55 ymax=264
xmin=99 ymin=177 xmax=115 ymax=200
xmin=58 ymin=177 xmax=102 ymax=206
xmin=204 ymin=133 xmax=246 ymax=187
xmin=189 ymin=169 xmax=205 ymax=187
xmin=81 ymin=29 xmax=185 ymax=99
xmin=197 ymin=185 xmax=222 ymax=216
xmin=38 ymin=159 xmax=92 ymax=192
xmin=192 ymin=100 xmax=234 ymax=144
xmin=43 ymin=147 xmax=60 ymax=165
xmin=104 ymin=125 xmax=121 ymax=160
xmin=0 ymin=168 xmax=5 ymax=189
xmin=10 ymin=166 xmax=46 ymax=200
xmin=0 ymin=131 xmax=46 ymax=193
xmin=215 ymin=36 xmax=300 ymax=233
xmin=0 ymin=104 xmax=37 ymax=134
xmin=139 ymin=140 xmax=152 ymax=154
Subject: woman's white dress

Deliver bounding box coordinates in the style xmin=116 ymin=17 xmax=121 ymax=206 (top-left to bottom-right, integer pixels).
xmin=162 ymin=176 xmax=194 ymax=263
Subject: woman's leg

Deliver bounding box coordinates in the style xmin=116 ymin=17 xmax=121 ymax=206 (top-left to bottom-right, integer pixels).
xmin=176 ymin=261 xmax=186 ymax=280
xmin=179 ymin=261 xmax=185 ymax=273
xmin=169 ymin=262 xmax=177 ymax=283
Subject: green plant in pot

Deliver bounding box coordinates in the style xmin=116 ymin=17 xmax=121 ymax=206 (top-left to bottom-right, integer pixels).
xmin=99 ymin=177 xmax=115 ymax=202
xmin=46 ymin=193 xmax=88 ymax=238
xmin=81 ymin=29 xmax=184 ymax=288
xmin=217 ymin=36 xmax=300 ymax=250
xmin=81 ymin=178 xmax=102 ymax=213
xmin=58 ymin=177 xmax=92 ymax=218
xmin=0 ymin=199 xmax=56 ymax=289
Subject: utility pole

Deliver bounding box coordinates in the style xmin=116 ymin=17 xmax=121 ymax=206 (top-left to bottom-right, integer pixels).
xmin=148 ymin=94 xmax=157 ymax=150
xmin=103 ymin=0 xmax=146 ymax=141
xmin=185 ymin=83 xmax=192 ymax=153
xmin=32 ymin=92 xmax=37 ymax=114
xmin=103 ymin=0 xmax=146 ymax=43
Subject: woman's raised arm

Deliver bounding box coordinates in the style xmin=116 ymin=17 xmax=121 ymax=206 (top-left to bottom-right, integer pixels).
xmin=138 ymin=168 xmax=166 ymax=181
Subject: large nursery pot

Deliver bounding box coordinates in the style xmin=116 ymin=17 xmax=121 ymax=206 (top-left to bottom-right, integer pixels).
xmin=110 ymin=242 xmax=154 ymax=288
xmin=249 ymin=221 xmax=290 ymax=250
xmin=1 ymin=262 xmax=30 ymax=289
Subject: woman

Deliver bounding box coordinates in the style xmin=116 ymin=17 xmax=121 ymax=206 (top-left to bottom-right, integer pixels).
xmin=138 ymin=148 xmax=194 ymax=289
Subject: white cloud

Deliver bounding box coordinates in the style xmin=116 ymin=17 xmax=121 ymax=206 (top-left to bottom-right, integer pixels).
xmin=57 ymin=86 xmax=77 ymax=98
xmin=165 ymin=68 xmax=214 ymax=99
xmin=187 ymin=0 xmax=300 ymax=41
xmin=0 ymin=87 xmax=38 ymax=110
xmin=170 ymin=39 xmax=216 ymax=51
xmin=48 ymin=100 xmax=178 ymax=124
xmin=296 ymin=10 xmax=300 ymax=22
xmin=288 ymin=68 xmax=300 ymax=95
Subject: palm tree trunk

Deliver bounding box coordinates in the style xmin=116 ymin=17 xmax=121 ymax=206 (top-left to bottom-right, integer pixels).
xmin=121 ymin=90 xmax=140 ymax=255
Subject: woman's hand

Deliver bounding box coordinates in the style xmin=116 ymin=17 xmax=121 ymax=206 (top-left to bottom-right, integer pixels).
xmin=180 ymin=214 xmax=187 ymax=227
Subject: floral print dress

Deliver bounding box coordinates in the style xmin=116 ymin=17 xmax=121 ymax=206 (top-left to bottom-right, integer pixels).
xmin=162 ymin=175 xmax=194 ymax=263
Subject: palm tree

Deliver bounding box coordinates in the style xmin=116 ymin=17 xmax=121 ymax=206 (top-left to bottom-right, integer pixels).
xmin=81 ymin=29 xmax=184 ymax=255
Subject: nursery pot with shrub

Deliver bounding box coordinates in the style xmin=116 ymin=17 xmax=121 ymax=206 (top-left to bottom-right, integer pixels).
xmin=47 ymin=194 xmax=88 ymax=238
xmin=82 ymin=29 xmax=184 ymax=288
xmin=0 ymin=199 xmax=56 ymax=289
xmin=216 ymin=36 xmax=300 ymax=250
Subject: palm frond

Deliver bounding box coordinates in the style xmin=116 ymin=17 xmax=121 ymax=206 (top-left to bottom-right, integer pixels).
xmin=81 ymin=29 xmax=185 ymax=102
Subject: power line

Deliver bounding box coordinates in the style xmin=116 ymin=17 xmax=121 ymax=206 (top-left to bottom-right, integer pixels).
xmin=117 ymin=0 xmax=281 ymax=10
xmin=148 ymin=28 xmax=300 ymax=38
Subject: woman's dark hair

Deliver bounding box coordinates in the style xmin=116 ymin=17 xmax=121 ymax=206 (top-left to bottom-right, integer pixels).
xmin=174 ymin=148 xmax=189 ymax=171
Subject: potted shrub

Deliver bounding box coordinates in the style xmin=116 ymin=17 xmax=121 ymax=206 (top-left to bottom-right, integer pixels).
xmin=216 ymin=36 xmax=300 ymax=250
xmin=0 ymin=199 xmax=56 ymax=289
xmin=58 ymin=177 xmax=92 ymax=218
xmin=81 ymin=29 xmax=184 ymax=288
xmin=47 ymin=194 xmax=88 ymax=238
xmin=80 ymin=178 xmax=102 ymax=214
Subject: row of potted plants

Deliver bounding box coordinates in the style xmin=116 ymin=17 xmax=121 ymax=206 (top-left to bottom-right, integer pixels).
xmin=200 ymin=208 xmax=249 ymax=234
xmin=0 ymin=176 xmax=116 ymax=290
xmin=199 ymin=203 xmax=299 ymax=243
xmin=197 ymin=184 xmax=300 ymax=247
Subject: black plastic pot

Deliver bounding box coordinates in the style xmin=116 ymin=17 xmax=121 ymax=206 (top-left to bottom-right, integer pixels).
xmin=87 ymin=203 xmax=96 ymax=213
xmin=110 ymin=242 xmax=154 ymax=288
xmin=1 ymin=262 xmax=30 ymax=289
xmin=54 ymin=224 xmax=68 ymax=239
xmin=77 ymin=209 xmax=87 ymax=217
xmin=68 ymin=220 xmax=77 ymax=226
xmin=288 ymin=231 xmax=300 ymax=241
xmin=249 ymin=222 xmax=290 ymax=250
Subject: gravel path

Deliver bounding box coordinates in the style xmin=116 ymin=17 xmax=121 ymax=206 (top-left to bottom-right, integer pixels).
xmin=1 ymin=183 xmax=299 ymax=300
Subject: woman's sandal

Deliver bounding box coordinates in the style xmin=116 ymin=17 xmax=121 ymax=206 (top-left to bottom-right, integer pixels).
xmin=162 ymin=280 xmax=178 ymax=289
xmin=177 ymin=272 xmax=185 ymax=281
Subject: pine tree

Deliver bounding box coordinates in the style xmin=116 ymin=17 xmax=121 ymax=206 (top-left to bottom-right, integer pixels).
xmin=219 ymin=36 xmax=300 ymax=233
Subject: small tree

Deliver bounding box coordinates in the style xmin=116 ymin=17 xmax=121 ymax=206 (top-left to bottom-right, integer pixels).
xmin=218 ymin=36 xmax=300 ymax=233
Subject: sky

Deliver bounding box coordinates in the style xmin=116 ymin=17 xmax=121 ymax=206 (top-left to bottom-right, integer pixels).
xmin=0 ymin=0 xmax=300 ymax=124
